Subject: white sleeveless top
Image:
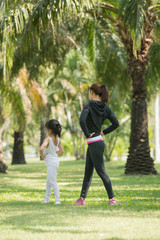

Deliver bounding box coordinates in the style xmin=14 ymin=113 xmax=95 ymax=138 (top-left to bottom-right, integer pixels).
xmin=43 ymin=137 xmax=59 ymax=167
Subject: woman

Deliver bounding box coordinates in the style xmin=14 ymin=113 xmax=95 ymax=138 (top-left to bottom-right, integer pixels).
xmin=74 ymin=83 xmax=119 ymax=205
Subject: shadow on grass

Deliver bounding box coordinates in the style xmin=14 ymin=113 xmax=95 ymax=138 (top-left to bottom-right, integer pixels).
xmin=1 ymin=189 xmax=160 ymax=210
xmin=102 ymin=239 xmax=125 ymax=240
xmin=1 ymin=198 xmax=160 ymax=237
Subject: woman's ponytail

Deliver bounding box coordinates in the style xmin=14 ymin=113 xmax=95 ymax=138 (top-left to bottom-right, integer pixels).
xmin=101 ymin=85 xmax=108 ymax=104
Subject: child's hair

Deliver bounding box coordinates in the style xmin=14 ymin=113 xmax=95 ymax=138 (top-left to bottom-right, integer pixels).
xmin=90 ymin=83 xmax=109 ymax=104
xmin=45 ymin=119 xmax=62 ymax=137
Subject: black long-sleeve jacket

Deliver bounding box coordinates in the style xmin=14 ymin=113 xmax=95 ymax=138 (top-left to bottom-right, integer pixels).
xmin=80 ymin=100 xmax=119 ymax=138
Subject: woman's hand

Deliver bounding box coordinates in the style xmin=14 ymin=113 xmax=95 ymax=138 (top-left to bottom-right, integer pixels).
xmin=90 ymin=132 xmax=95 ymax=138
xmin=101 ymin=131 xmax=104 ymax=136
xmin=85 ymin=132 xmax=95 ymax=140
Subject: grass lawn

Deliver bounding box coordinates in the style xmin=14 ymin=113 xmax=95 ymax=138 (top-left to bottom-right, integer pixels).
xmin=0 ymin=158 xmax=160 ymax=240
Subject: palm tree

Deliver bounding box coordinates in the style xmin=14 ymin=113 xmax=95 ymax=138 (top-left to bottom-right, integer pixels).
xmin=0 ymin=79 xmax=27 ymax=166
xmin=0 ymin=67 xmax=47 ymax=167
xmin=11 ymin=68 xmax=47 ymax=164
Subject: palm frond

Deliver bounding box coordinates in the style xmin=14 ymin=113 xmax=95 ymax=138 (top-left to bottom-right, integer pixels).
xmin=154 ymin=19 xmax=160 ymax=41
xmin=0 ymin=82 xmax=26 ymax=128
xmin=0 ymin=3 xmax=33 ymax=81
xmin=87 ymin=21 xmax=95 ymax=61
xmin=99 ymin=2 xmax=119 ymax=15
xmin=148 ymin=3 xmax=160 ymax=12
xmin=23 ymin=0 xmax=90 ymax=46
xmin=147 ymin=42 xmax=160 ymax=78
xmin=145 ymin=41 xmax=160 ymax=97
xmin=118 ymin=0 xmax=148 ymax=51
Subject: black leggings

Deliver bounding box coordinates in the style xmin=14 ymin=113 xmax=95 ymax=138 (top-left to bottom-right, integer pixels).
xmin=80 ymin=141 xmax=114 ymax=199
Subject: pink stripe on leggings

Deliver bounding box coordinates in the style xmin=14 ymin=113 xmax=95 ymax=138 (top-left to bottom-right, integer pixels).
xmin=87 ymin=139 xmax=103 ymax=144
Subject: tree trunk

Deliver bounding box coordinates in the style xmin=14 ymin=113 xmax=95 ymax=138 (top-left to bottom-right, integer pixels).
xmin=125 ymin=48 xmax=157 ymax=174
xmin=154 ymin=94 xmax=160 ymax=162
xmin=0 ymin=118 xmax=10 ymax=173
xmin=12 ymin=131 xmax=26 ymax=164
xmin=0 ymin=139 xmax=8 ymax=173
xmin=125 ymin=65 xmax=157 ymax=174
xmin=40 ymin=120 xmax=46 ymax=160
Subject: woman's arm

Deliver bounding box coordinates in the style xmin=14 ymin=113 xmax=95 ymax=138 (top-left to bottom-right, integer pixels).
xmin=40 ymin=138 xmax=49 ymax=159
xmin=102 ymin=107 xmax=119 ymax=135
xmin=56 ymin=140 xmax=64 ymax=155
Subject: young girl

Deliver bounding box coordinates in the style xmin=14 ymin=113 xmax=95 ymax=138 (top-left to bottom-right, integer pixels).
xmin=40 ymin=119 xmax=64 ymax=204
xmin=74 ymin=83 xmax=119 ymax=206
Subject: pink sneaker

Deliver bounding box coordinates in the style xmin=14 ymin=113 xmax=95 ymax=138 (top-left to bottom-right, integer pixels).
xmin=74 ymin=197 xmax=85 ymax=205
xmin=109 ymin=198 xmax=117 ymax=205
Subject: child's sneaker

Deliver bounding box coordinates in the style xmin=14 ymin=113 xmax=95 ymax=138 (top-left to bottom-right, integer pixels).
xmin=55 ymin=201 xmax=61 ymax=205
xmin=109 ymin=198 xmax=117 ymax=205
xmin=74 ymin=197 xmax=85 ymax=205
xmin=42 ymin=200 xmax=49 ymax=204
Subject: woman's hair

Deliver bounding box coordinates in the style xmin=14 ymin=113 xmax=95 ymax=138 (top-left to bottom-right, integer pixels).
xmin=90 ymin=83 xmax=109 ymax=104
xmin=45 ymin=119 xmax=62 ymax=137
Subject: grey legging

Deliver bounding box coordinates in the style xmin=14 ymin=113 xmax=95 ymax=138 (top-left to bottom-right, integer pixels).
xmin=80 ymin=140 xmax=114 ymax=199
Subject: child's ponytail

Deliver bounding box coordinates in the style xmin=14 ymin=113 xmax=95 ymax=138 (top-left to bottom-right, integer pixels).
xmin=55 ymin=122 xmax=62 ymax=137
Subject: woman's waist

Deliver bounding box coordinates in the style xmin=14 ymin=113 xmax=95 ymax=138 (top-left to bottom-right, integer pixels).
xmin=86 ymin=135 xmax=103 ymax=144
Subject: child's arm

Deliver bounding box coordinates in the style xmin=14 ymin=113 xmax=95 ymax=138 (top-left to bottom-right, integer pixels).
xmin=40 ymin=138 xmax=49 ymax=159
xmin=56 ymin=140 xmax=64 ymax=155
